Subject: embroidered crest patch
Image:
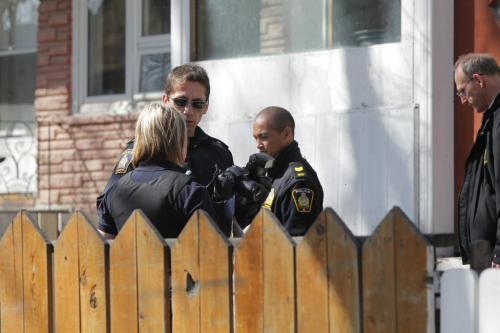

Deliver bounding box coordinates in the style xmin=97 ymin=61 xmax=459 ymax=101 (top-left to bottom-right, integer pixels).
xmin=115 ymin=149 xmax=133 ymax=174
xmin=262 ymin=188 xmax=275 ymax=209
xmin=292 ymin=188 xmax=314 ymax=213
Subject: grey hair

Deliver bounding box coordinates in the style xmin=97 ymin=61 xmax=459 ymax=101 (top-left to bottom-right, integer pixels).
xmin=132 ymin=103 xmax=186 ymax=166
xmin=455 ymin=53 xmax=500 ymax=78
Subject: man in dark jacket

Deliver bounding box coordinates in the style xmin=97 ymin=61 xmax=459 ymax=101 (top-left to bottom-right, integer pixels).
xmin=239 ymin=106 xmax=323 ymax=235
xmin=455 ymin=53 xmax=500 ymax=267
xmin=97 ymin=64 xmax=233 ymax=232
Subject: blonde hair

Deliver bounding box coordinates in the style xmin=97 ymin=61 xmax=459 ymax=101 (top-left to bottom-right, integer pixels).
xmin=132 ymin=103 xmax=187 ymax=166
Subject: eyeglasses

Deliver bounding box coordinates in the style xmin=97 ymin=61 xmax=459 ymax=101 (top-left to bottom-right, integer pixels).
xmin=169 ymin=97 xmax=207 ymax=110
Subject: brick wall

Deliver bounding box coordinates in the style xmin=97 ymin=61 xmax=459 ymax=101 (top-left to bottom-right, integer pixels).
xmin=35 ymin=0 xmax=136 ymax=219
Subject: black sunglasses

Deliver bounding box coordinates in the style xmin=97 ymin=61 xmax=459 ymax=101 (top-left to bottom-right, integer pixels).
xmin=170 ymin=97 xmax=207 ymax=110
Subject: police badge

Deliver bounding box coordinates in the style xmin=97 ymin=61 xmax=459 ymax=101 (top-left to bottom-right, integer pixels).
xmin=292 ymin=188 xmax=314 ymax=213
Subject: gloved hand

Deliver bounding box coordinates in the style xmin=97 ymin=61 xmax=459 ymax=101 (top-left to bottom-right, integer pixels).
xmin=237 ymin=179 xmax=270 ymax=204
xmin=213 ymin=166 xmax=248 ymax=202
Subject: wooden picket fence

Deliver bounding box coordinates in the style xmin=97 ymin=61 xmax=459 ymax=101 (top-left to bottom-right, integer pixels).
xmin=0 ymin=207 xmax=437 ymax=332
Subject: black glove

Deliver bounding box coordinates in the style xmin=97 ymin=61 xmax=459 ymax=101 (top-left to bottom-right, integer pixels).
xmin=237 ymin=179 xmax=269 ymax=204
xmin=213 ymin=166 xmax=247 ymax=202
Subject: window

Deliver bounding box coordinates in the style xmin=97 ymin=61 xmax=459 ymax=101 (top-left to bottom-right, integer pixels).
xmin=0 ymin=0 xmax=38 ymax=193
xmin=195 ymin=0 xmax=401 ymax=60
xmin=75 ymin=0 xmax=171 ymax=111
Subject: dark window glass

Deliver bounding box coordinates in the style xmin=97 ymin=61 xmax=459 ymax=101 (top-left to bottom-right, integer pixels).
xmin=0 ymin=53 xmax=35 ymax=106
xmin=142 ymin=0 xmax=170 ymax=36
xmin=195 ymin=0 xmax=401 ymax=60
xmin=139 ymin=52 xmax=170 ymax=92
xmin=87 ymin=0 xmax=126 ymax=96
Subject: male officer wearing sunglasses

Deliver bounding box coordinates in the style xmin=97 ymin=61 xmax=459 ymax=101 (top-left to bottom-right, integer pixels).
xmin=96 ymin=64 xmax=233 ymax=234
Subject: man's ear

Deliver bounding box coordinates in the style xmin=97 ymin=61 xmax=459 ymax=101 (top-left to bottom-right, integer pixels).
xmin=283 ymin=126 xmax=293 ymax=141
xmin=162 ymin=94 xmax=168 ymax=104
xmin=473 ymin=73 xmax=485 ymax=87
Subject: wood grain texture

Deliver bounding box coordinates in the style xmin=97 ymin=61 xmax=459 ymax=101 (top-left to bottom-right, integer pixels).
xmin=362 ymin=210 xmax=396 ymax=333
xmin=171 ymin=212 xmax=200 ymax=332
xmin=326 ymin=209 xmax=361 ymax=333
xmin=393 ymin=208 xmax=433 ymax=333
xmin=296 ymin=211 xmax=329 ymax=332
xmin=0 ymin=214 xmax=24 ymax=333
xmin=199 ymin=210 xmax=231 ymax=333
xmin=110 ymin=211 xmax=138 ymax=333
xmin=77 ymin=212 xmax=109 ymax=333
xmin=136 ymin=211 xmax=169 ymax=333
xmin=262 ymin=209 xmax=295 ymax=333
xmin=54 ymin=213 xmax=81 ymax=333
xmin=234 ymin=209 xmax=264 ymax=333
xmin=21 ymin=211 xmax=52 ymax=333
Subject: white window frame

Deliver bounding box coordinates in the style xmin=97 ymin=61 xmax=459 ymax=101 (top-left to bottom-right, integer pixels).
xmin=72 ymin=0 xmax=190 ymax=114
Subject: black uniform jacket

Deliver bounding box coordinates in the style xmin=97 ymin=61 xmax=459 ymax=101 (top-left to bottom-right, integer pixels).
xmin=96 ymin=126 xmax=233 ymax=231
xmin=458 ymin=93 xmax=500 ymax=264
xmin=99 ymin=160 xmax=220 ymax=238
xmin=265 ymin=141 xmax=323 ymax=235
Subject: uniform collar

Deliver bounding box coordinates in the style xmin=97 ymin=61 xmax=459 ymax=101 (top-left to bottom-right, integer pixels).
xmin=189 ymin=126 xmax=210 ymax=147
xmin=268 ymin=141 xmax=302 ymax=179
xmin=137 ymin=159 xmax=185 ymax=172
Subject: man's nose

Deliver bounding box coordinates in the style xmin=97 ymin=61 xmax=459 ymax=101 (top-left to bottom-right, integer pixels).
xmin=460 ymin=96 xmax=468 ymax=104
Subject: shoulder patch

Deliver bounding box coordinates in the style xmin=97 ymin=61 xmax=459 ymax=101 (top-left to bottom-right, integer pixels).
xmin=114 ymin=149 xmax=133 ymax=174
xmin=292 ymin=188 xmax=314 ymax=213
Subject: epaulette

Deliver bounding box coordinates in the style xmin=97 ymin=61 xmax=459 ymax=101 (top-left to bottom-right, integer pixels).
xmin=289 ymin=162 xmax=308 ymax=178
xmin=114 ymin=148 xmax=134 ymax=175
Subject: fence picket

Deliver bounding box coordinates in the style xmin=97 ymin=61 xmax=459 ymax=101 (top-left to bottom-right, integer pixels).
xmin=440 ymin=269 xmax=477 ymax=333
xmin=136 ymin=211 xmax=170 ymax=333
xmin=296 ymin=211 xmax=330 ymax=333
xmin=171 ymin=212 xmax=201 ymax=332
xmin=363 ymin=207 xmax=434 ymax=333
xmin=78 ymin=212 xmax=108 ymax=332
xmin=20 ymin=212 xmax=52 ymax=333
xmin=479 ymin=268 xmax=500 ymax=333
xmin=234 ymin=209 xmax=296 ymax=332
xmin=110 ymin=211 xmax=139 ymax=333
xmin=362 ymin=209 xmax=397 ymax=333
xmin=199 ymin=211 xmax=231 ymax=332
xmin=234 ymin=209 xmax=264 ymax=332
xmin=171 ymin=210 xmax=231 ymax=332
xmin=54 ymin=213 xmax=81 ymax=332
xmin=54 ymin=211 xmax=108 ymax=333
xmin=393 ymin=208 xmax=434 ymax=332
xmin=0 ymin=213 xmax=24 ymax=333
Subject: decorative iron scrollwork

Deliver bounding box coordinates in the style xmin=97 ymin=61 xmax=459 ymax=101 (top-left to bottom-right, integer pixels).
xmin=0 ymin=121 xmax=36 ymax=193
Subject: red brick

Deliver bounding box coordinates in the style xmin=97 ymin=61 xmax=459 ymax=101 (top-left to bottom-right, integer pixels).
xmin=57 ymin=1 xmax=71 ymax=11
xmin=50 ymin=55 xmax=70 ymax=65
xmin=74 ymin=138 xmax=103 ymax=150
xmin=35 ymin=95 xmax=69 ymax=111
xmin=39 ymin=28 xmax=57 ymax=42
xmin=39 ymin=173 xmax=82 ymax=189
xmin=48 ymin=43 xmax=70 ymax=56
xmin=49 ymin=12 xmax=70 ymax=26
xmin=37 ymin=53 xmax=50 ymax=66
xmin=56 ymin=28 xmax=70 ymax=41
xmin=39 ymin=1 xmax=58 ymax=13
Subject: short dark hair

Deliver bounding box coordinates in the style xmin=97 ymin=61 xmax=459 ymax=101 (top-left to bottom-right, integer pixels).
xmin=164 ymin=64 xmax=211 ymax=101
xmin=455 ymin=53 xmax=500 ymax=78
xmin=256 ymin=106 xmax=295 ymax=136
